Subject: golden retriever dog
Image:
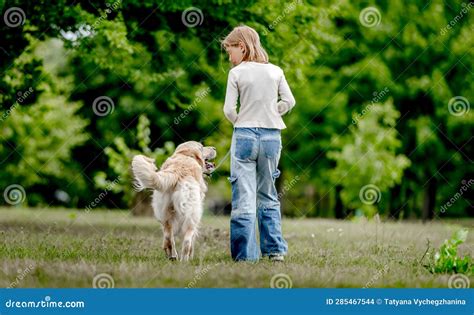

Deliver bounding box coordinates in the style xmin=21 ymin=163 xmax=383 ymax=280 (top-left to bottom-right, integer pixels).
xmin=131 ymin=141 xmax=216 ymax=261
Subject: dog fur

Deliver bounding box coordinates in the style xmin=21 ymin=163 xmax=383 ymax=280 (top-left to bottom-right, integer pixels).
xmin=131 ymin=141 xmax=216 ymax=261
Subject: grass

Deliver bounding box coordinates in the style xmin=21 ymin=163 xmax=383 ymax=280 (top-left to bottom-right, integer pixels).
xmin=0 ymin=207 xmax=473 ymax=288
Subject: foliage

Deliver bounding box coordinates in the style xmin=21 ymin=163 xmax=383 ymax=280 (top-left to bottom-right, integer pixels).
xmin=0 ymin=38 xmax=88 ymax=206
xmin=94 ymin=115 xmax=174 ymax=207
xmin=428 ymin=229 xmax=473 ymax=275
xmin=328 ymin=100 xmax=411 ymax=216
xmin=0 ymin=0 xmax=472 ymax=217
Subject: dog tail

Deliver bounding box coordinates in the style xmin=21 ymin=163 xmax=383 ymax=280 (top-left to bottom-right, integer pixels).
xmin=131 ymin=155 xmax=178 ymax=192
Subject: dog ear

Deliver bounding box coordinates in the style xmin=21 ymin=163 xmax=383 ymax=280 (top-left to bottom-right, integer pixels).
xmin=194 ymin=150 xmax=205 ymax=167
xmin=176 ymin=147 xmax=205 ymax=167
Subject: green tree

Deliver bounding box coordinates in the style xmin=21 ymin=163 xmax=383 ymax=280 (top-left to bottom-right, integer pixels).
xmin=94 ymin=114 xmax=174 ymax=212
xmin=0 ymin=37 xmax=88 ymax=206
xmin=328 ymin=100 xmax=411 ymax=217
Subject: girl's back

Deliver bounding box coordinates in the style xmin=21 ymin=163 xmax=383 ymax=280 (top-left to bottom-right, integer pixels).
xmin=222 ymin=28 xmax=295 ymax=130
xmin=222 ymin=25 xmax=293 ymax=262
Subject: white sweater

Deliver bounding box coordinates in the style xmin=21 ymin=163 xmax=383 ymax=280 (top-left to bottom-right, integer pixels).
xmin=223 ymin=61 xmax=296 ymax=129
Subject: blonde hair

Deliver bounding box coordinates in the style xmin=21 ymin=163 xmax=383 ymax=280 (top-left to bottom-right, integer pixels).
xmin=222 ymin=25 xmax=269 ymax=63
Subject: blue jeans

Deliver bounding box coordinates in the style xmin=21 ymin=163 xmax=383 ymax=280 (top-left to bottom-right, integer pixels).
xmin=228 ymin=127 xmax=288 ymax=261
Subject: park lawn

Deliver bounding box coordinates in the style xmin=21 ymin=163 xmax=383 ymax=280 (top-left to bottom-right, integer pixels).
xmin=0 ymin=207 xmax=472 ymax=288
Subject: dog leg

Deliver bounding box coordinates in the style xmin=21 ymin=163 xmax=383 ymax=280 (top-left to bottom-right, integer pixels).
xmin=163 ymin=221 xmax=178 ymax=260
xmin=190 ymin=233 xmax=199 ymax=260
xmin=180 ymin=228 xmax=196 ymax=262
xmin=189 ymin=234 xmax=195 ymax=260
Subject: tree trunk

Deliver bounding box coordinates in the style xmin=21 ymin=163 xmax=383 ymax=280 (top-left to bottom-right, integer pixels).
xmin=321 ymin=191 xmax=330 ymax=218
xmin=304 ymin=184 xmax=315 ymax=216
xmin=422 ymin=178 xmax=437 ymax=222
xmin=334 ymin=185 xmax=344 ymax=219
xmin=402 ymin=187 xmax=412 ymax=219
xmin=389 ymin=185 xmax=402 ymax=220
xmin=314 ymin=188 xmax=320 ymax=217
xmin=131 ymin=191 xmax=153 ymax=216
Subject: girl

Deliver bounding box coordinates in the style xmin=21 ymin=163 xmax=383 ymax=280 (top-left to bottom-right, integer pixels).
xmin=222 ymin=25 xmax=296 ymax=262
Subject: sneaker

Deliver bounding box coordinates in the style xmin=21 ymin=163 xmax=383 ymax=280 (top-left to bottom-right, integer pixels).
xmin=269 ymin=254 xmax=285 ymax=262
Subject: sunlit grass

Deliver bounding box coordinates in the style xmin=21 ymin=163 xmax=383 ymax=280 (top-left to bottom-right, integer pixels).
xmin=1 ymin=207 xmax=472 ymax=288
